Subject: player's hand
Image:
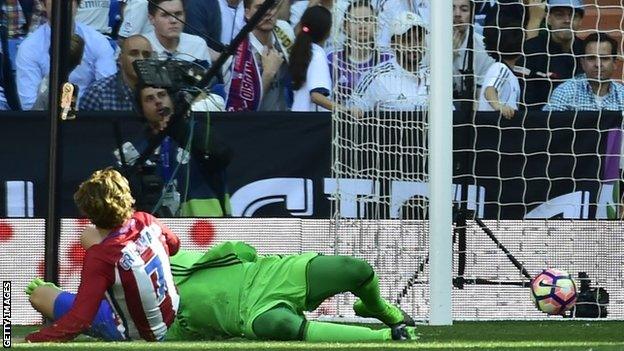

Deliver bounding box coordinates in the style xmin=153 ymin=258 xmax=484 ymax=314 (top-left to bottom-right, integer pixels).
xmin=261 ymin=48 xmax=284 ymax=79
xmin=499 ymin=105 xmax=516 ymax=119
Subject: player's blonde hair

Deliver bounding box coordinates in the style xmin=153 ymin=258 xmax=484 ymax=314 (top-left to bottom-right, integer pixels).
xmin=73 ymin=168 xmax=135 ymax=229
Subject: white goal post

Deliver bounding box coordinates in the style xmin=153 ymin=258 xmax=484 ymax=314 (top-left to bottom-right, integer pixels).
xmin=428 ymin=0 xmax=454 ymax=326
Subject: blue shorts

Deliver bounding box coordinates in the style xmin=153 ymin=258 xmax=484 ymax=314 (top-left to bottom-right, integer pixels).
xmin=53 ymin=292 xmax=126 ymax=341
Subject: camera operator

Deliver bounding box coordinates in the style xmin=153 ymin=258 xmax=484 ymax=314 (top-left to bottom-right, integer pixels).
xmin=115 ymin=84 xmax=231 ymax=217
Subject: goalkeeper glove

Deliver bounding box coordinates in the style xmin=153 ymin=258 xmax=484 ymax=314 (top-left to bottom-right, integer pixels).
xmin=25 ymin=278 xmax=60 ymax=296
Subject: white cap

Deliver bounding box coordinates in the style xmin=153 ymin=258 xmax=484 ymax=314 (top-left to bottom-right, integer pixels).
xmin=391 ymin=11 xmax=427 ymax=37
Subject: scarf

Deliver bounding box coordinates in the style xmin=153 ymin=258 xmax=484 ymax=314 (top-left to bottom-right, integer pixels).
xmin=226 ymin=36 xmax=262 ymax=112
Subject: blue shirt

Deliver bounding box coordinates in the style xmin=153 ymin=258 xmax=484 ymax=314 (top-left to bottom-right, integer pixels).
xmin=543 ymin=74 xmax=624 ymax=111
xmin=79 ymin=72 xmax=135 ymax=111
xmin=16 ymin=22 xmax=117 ymax=110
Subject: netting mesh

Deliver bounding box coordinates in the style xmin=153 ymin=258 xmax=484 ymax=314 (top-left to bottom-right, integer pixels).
xmin=329 ymin=0 xmax=624 ymax=321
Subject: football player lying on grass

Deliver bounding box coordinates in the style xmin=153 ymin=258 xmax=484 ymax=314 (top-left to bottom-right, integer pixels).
xmin=28 ymin=238 xmax=418 ymax=342
xmin=25 ymin=169 xmax=180 ymax=342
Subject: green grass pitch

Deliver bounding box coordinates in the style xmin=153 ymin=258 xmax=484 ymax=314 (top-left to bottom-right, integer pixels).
xmin=9 ymin=321 xmax=624 ymax=350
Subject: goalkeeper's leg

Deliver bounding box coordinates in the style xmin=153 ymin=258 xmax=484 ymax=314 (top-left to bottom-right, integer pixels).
xmin=306 ymin=255 xmax=414 ymax=327
xmin=252 ymin=306 xmax=414 ymax=341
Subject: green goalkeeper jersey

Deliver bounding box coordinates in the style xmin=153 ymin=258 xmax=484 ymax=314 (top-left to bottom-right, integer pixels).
xmin=165 ymin=242 xmax=317 ymax=340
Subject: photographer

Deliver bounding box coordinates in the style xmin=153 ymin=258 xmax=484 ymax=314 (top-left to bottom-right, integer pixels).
xmin=115 ymin=84 xmax=231 ymax=217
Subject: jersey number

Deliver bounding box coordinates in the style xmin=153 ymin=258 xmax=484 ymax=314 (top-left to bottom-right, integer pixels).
xmin=144 ymin=255 xmax=167 ymax=304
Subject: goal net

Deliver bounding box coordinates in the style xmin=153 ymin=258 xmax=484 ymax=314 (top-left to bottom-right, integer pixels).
xmin=329 ymin=0 xmax=624 ymax=322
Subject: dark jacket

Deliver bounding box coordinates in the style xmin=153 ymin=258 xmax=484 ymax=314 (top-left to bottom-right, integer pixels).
xmin=521 ymin=31 xmax=584 ymax=110
xmin=183 ymin=0 xmax=222 ymax=51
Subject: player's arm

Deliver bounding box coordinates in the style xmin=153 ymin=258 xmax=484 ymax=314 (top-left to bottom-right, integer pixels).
xmin=25 ymin=253 xmax=114 ymax=342
xmin=153 ymin=217 xmax=180 ymax=255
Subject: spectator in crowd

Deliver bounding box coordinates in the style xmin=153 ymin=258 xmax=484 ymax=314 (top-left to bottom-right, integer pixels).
xmin=290 ymin=6 xmax=333 ymax=111
xmin=32 ymin=34 xmax=85 ymax=110
xmin=27 ymin=0 xmax=47 ymax=33
xmin=452 ymin=0 xmax=495 ymax=107
xmin=351 ymin=11 xmax=429 ymax=112
xmin=80 ymin=34 xmax=152 ymax=111
xmin=185 ymin=0 xmax=243 ymax=47
xmin=16 ymin=0 xmax=117 ymax=110
xmin=522 ymin=0 xmax=585 ymax=110
xmin=544 ymin=33 xmax=624 ymax=111
xmin=291 ymin=0 xmax=350 ymax=52
xmin=76 ymin=0 xmax=113 ymax=38
xmin=224 ymin=0 xmax=292 ymax=111
xmin=118 ymin=0 xmax=154 ymax=39
xmin=477 ymin=20 xmax=523 ymax=118
xmin=328 ymin=0 xmax=392 ymax=105
xmin=145 ymin=0 xmax=216 ymax=65
xmin=2 ymin=0 xmax=27 ymax=38
xmin=183 ymin=0 xmax=293 ymax=54
xmin=474 ymin=0 xmax=545 ymax=40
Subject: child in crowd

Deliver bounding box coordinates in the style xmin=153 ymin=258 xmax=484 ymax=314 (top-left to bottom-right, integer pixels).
xmin=290 ymin=6 xmax=334 ymax=112
xmin=328 ymin=0 xmax=392 ymax=104
xmin=477 ymin=20 xmax=523 ymax=119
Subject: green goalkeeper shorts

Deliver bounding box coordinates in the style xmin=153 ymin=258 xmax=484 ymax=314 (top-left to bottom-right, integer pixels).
xmin=165 ymin=252 xmax=318 ymax=340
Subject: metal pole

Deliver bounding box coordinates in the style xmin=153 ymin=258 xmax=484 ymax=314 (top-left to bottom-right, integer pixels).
xmin=45 ymin=0 xmax=73 ymax=285
xmin=428 ymin=0 xmax=453 ymax=325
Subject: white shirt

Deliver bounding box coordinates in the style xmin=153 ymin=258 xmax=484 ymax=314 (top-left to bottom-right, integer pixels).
xmin=218 ymin=0 xmax=245 ymax=45
xmin=145 ymin=31 xmax=211 ymax=63
xmin=119 ymin=0 xmax=154 ymax=38
xmin=477 ymin=62 xmax=520 ymax=111
xmin=454 ymin=31 xmax=494 ymax=94
xmin=76 ymin=0 xmax=112 ymax=35
xmin=351 ymin=58 xmax=429 ymax=111
xmin=16 ymin=22 xmax=117 ymax=110
xmin=292 ymin=43 xmax=332 ymax=112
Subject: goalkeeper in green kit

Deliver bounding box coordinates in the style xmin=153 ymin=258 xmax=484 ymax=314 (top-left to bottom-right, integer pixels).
xmin=165 ymin=241 xmax=417 ymax=341
xmin=27 ymin=240 xmax=417 ymax=342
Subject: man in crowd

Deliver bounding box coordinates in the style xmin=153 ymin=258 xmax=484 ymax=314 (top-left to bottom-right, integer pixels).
xmin=544 ymin=32 xmax=624 ymax=111
xmin=351 ymin=11 xmax=429 ymax=111
xmin=118 ymin=0 xmax=154 ymax=39
xmin=16 ymin=0 xmax=117 ymax=110
xmin=80 ymin=35 xmax=152 ymax=111
xmin=144 ymin=0 xmax=216 ymax=65
xmin=224 ymin=0 xmax=292 ymax=111
xmin=452 ymin=0 xmax=494 ymax=108
xmin=122 ymin=85 xmax=231 ymax=216
xmin=522 ymin=0 xmax=585 ymax=110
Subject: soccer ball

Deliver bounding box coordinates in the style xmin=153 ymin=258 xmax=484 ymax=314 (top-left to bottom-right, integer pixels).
xmin=530 ymin=269 xmax=577 ymax=315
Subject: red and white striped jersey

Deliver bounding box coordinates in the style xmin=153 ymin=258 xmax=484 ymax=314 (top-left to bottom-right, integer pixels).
xmin=27 ymin=212 xmax=180 ymax=342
